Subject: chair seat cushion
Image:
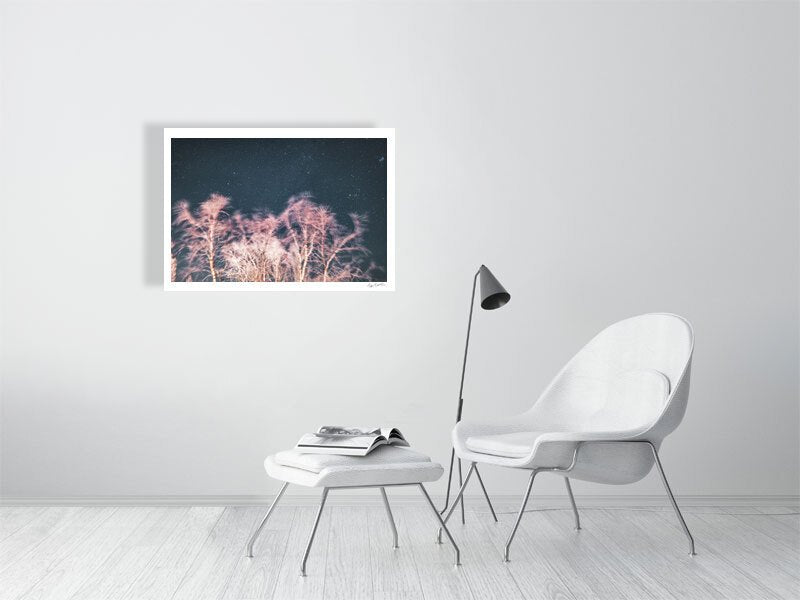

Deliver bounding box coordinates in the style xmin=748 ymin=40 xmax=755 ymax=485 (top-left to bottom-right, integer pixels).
xmin=265 ymin=445 xmax=444 ymax=488
xmin=465 ymin=432 xmax=542 ymax=458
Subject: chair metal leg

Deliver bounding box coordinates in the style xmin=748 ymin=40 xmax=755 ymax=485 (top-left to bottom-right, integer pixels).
xmin=504 ymin=470 xmax=538 ymax=562
xmin=564 ymin=478 xmax=581 ymax=530
xmin=648 ymin=442 xmax=696 ymax=556
xmin=457 ymin=458 xmax=465 ymax=524
xmin=474 ymin=466 xmax=498 ymax=522
xmin=245 ymin=481 xmax=289 ymax=557
xmin=300 ymin=488 xmax=329 ymax=576
xmin=437 ymin=462 xmax=476 ymax=543
xmin=380 ymin=487 xmax=399 ymax=549
xmin=419 ymin=484 xmax=461 ymax=566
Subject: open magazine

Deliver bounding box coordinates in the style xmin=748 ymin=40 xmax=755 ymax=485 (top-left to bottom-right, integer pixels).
xmin=294 ymin=426 xmax=410 ymax=456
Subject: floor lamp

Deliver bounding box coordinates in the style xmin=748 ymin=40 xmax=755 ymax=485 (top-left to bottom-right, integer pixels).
xmin=440 ymin=264 xmax=510 ymax=524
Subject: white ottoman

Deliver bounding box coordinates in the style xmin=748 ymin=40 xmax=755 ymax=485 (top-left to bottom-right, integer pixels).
xmin=245 ymin=446 xmax=461 ymax=575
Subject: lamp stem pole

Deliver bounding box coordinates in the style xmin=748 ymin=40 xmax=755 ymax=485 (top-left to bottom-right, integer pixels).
xmin=457 ymin=270 xmax=479 ymax=420
xmin=440 ymin=270 xmax=496 ymax=521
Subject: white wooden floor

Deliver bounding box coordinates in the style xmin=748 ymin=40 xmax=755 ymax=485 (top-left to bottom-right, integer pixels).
xmin=0 ymin=502 xmax=797 ymax=600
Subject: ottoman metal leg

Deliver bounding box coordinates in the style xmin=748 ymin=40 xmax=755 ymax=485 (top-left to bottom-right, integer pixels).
xmin=246 ymin=481 xmax=289 ymax=557
xmin=418 ymin=484 xmax=461 ymax=567
xmin=301 ymin=487 xmax=329 ymax=577
xmin=380 ymin=487 xmax=399 ymax=549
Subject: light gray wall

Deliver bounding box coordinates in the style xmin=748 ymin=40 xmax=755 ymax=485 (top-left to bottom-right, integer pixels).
xmin=1 ymin=0 xmax=797 ymax=499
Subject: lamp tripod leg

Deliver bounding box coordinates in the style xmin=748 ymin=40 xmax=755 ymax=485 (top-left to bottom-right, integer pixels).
xmin=440 ymin=448 xmax=456 ymax=514
xmin=474 ymin=466 xmax=498 ymax=522
xmin=457 ymin=459 xmax=465 ymax=524
xmin=437 ymin=463 xmax=476 ymax=543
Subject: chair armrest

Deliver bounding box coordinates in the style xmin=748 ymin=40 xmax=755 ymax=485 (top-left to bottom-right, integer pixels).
xmin=523 ymin=431 xmax=655 ymax=471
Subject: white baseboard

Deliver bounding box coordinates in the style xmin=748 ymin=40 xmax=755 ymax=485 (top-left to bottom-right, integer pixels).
xmin=1 ymin=494 xmax=797 ymax=507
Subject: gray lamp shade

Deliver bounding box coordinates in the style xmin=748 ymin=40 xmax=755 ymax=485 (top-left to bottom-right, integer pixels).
xmin=478 ymin=265 xmax=510 ymax=310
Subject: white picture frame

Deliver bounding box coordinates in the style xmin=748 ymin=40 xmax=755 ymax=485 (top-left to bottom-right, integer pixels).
xmin=164 ymin=127 xmax=395 ymax=291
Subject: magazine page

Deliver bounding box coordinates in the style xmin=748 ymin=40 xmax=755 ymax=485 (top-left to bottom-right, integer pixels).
xmin=381 ymin=428 xmax=409 ymax=446
xmin=316 ymin=425 xmax=381 ymax=437
xmin=298 ymin=433 xmax=380 ymax=449
xmin=295 ymin=432 xmax=387 ymax=456
xmin=301 ymin=426 xmax=408 ymax=453
xmin=316 ymin=426 xmax=407 ymax=444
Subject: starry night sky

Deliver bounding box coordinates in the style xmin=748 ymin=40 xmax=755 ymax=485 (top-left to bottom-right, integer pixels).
xmin=171 ymin=137 xmax=388 ymax=276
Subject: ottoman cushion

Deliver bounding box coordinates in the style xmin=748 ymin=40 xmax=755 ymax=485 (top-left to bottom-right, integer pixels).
xmin=265 ymin=445 xmax=444 ymax=488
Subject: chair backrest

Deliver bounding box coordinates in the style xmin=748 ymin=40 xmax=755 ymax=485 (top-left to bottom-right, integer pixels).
xmin=528 ymin=313 xmax=694 ymax=443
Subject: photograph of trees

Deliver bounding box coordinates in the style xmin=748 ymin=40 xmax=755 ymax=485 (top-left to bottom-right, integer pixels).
xmin=168 ymin=135 xmax=390 ymax=286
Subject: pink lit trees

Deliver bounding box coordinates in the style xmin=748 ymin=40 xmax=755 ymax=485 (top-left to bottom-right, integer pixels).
xmin=171 ymin=193 xmax=376 ymax=283
xmin=222 ymin=211 xmax=285 ymax=283
xmin=172 ymin=193 xmax=232 ymax=282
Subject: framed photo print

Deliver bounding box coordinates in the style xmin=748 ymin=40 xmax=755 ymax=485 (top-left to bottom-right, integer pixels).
xmin=164 ymin=128 xmax=395 ymax=291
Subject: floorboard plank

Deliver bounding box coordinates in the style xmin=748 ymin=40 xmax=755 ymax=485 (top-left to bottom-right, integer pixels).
xmin=529 ymin=506 xmax=639 ymax=599
xmin=590 ymin=509 xmax=737 ymax=600
xmin=532 ymin=507 xmax=675 ymax=600
xmin=367 ymin=501 xmax=424 ymax=600
xmin=748 ymin=507 xmax=800 ymax=548
xmin=541 ymin=507 xmax=661 ymax=599
xmin=454 ymin=507 xmax=524 ymax=600
xmin=719 ymin=508 xmax=800 ymax=553
xmin=323 ymin=506 xmax=373 ymax=600
xmin=0 ymin=507 xmax=116 ymax=600
xmin=479 ymin=503 xmax=582 ymax=600
xmin=623 ymin=508 xmax=782 ymax=600
xmin=67 ymin=507 xmax=187 ymax=600
xmin=0 ymin=508 xmax=46 ymax=544
xmin=682 ymin=510 xmax=800 ymax=599
xmin=119 ymin=506 xmax=224 ymax=600
xmin=18 ymin=508 xmax=151 ymax=600
xmin=269 ymin=505 xmax=331 ymax=600
xmin=401 ymin=505 xmax=474 ymax=600
xmin=0 ymin=508 xmax=82 ymax=573
xmin=172 ymin=507 xmax=263 ymax=600
xmin=222 ymin=506 xmax=296 ymax=600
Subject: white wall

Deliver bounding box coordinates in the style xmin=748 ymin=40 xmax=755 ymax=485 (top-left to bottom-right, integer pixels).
xmin=1 ymin=0 xmax=797 ymax=500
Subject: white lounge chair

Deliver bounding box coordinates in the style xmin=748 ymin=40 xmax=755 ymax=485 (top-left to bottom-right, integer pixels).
xmin=439 ymin=313 xmax=697 ymax=561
